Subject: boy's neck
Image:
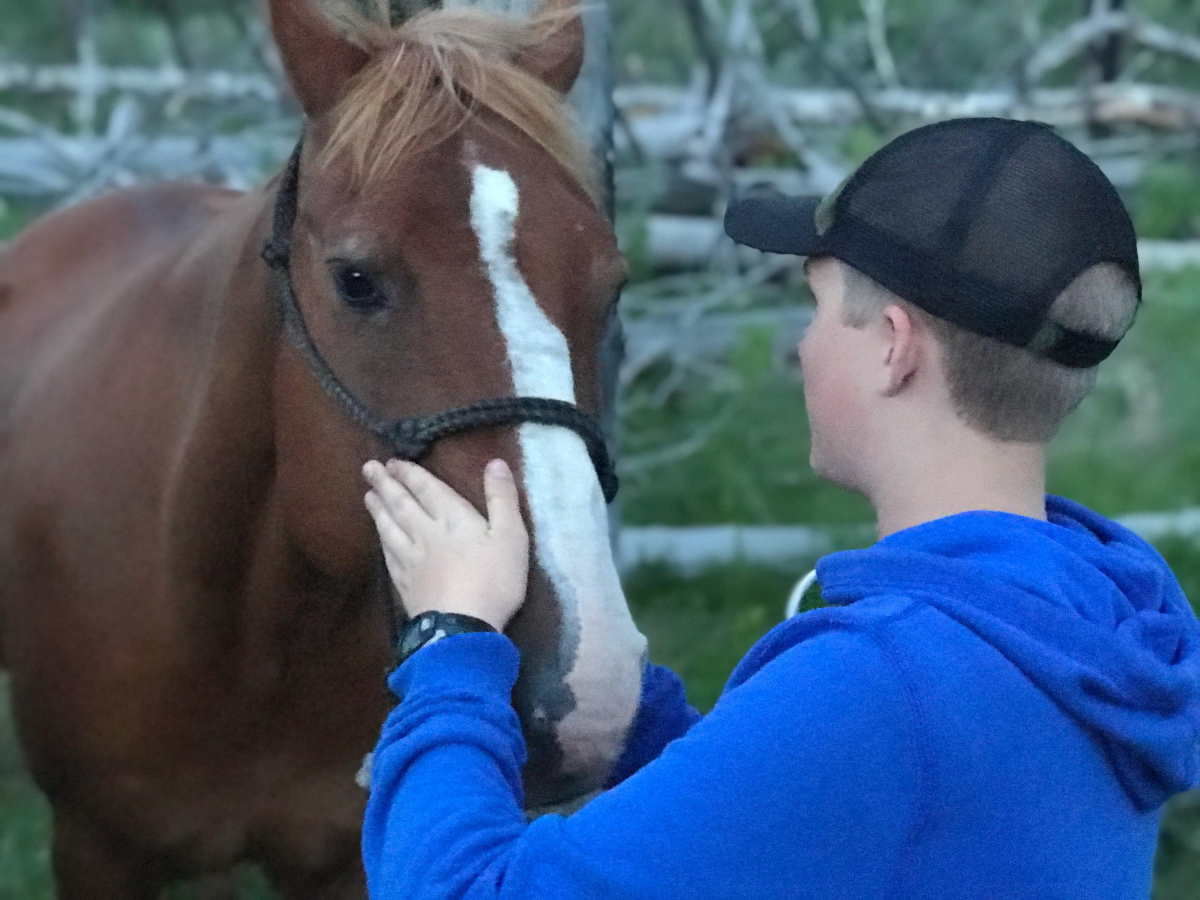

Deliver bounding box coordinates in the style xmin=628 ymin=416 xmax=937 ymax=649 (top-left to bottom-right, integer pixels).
xmin=867 ymin=433 xmax=1048 ymax=540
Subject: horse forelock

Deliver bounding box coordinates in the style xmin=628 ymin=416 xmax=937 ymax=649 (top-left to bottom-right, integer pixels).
xmin=318 ymin=3 xmax=598 ymax=203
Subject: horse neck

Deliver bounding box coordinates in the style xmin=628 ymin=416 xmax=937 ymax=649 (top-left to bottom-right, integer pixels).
xmin=159 ymin=186 xmax=281 ymax=588
xmin=163 ymin=182 xmax=390 ymax=673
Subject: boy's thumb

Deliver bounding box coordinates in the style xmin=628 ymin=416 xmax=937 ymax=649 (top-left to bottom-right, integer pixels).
xmin=484 ymin=459 xmax=522 ymax=533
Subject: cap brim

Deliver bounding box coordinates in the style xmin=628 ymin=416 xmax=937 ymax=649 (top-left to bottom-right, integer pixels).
xmin=724 ymin=195 xmax=823 ymax=255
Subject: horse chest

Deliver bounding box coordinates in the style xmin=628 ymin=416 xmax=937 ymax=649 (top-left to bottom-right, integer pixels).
xmin=103 ymin=749 xmax=371 ymax=879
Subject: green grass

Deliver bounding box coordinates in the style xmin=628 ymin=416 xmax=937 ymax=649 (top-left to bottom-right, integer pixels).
xmin=0 ymin=197 xmax=49 ymax=244
xmin=620 ymin=326 xmax=875 ymax=527
xmin=626 ymin=562 xmax=820 ymax=711
xmin=0 ymin=676 xmax=54 ymax=900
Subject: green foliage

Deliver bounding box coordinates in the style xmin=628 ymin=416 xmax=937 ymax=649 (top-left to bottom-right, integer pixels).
xmin=0 ymin=0 xmax=74 ymax=62
xmin=841 ymin=122 xmax=886 ymax=168
xmin=1135 ymin=162 xmax=1200 ymax=240
xmin=1049 ymin=270 xmax=1200 ymax=517
xmin=610 ymin=0 xmax=697 ymax=83
xmin=1156 ymin=794 xmax=1200 ymax=900
xmin=0 ymin=198 xmax=48 ymax=243
xmin=0 ymin=781 xmax=53 ymax=900
xmin=620 ymin=325 xmax=875 ymax=526
xmin=0 ymin=677 xmax=52 ymax=900
xmin=626 ymin=562 xmax=813 ymax=711
xmin=615 ymin=211 xmax=654 ymax=283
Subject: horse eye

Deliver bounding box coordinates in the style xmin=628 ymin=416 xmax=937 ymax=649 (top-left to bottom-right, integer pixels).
xmin=332 ymin=264 xmax=386 ymax=311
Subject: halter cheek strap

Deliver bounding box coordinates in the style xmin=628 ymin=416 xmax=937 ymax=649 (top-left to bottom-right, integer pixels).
xmin=261 ymin=137 xmax=619 ymax=504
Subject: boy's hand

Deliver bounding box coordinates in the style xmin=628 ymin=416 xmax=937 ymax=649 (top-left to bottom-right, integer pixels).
xmin=362 ymin=458 xmax=530 ymax=632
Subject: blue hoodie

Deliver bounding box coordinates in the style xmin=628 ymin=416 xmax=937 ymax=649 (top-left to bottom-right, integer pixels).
xmin=362 ymin=497 xmax=1200 ymax=899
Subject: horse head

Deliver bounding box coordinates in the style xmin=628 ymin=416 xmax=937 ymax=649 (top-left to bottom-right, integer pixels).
xmin=264 ymin=0 xmax=645 ymax=806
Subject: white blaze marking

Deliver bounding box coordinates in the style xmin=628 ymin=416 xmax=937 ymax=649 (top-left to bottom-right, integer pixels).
xmin=470 ymin=165 xmax=646 ymax=778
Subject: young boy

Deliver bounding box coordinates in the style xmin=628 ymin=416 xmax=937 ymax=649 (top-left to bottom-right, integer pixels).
xmin=360 ymin=118 xmax=1200 ymax=899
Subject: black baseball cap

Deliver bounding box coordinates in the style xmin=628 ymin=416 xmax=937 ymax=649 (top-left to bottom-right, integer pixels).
xmin=724 ymin=118 xmax=1141 ymax=368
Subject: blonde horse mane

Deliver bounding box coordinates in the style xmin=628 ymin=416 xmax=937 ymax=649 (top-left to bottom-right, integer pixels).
xmin=320 ymin=1 xmax=598 ymax=203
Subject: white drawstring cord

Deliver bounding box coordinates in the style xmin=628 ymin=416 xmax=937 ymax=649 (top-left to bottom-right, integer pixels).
xmin=785 ymin=569 xmax=819 ymax=619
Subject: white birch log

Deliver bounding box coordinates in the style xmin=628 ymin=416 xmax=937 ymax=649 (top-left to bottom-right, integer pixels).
xmin=0 ymin=62 xmax=281 ymax=103
xmin=618 ymin=507 xmax=1200 ymax=575
xmin=638 ymin=215 xmax=1200 ymax=273
xmin=1027 ymin=10 xmax=1200 ymax=84
xmin=616 ymin=82 xmax=1200 ymax=157
xmin=0 ymin=133 xmax=298 ymax=196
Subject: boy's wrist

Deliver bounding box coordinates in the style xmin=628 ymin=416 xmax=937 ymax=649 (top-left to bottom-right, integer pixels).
xmin=396 ymin=611 xmax=499 ymax=665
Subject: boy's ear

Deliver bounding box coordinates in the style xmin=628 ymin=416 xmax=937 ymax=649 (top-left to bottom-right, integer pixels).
xmin=515 ymin=1 xmax=585 ymax=95
xmin=880 ymin=304 xmax=922 ymax=397
xmin=269 ymin=0 xmax=371 ymax=119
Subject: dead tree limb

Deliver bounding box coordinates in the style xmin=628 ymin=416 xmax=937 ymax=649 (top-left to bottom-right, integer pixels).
xmin=1027 ymin=8 xmax=1200 ymax=83
xmin=860 ymin=0 xmax=900 ymax=87
xmin=777 ymin=0 xmax=886 ymax=132
xmin=678 ymin=0 xmax=723 ymax=95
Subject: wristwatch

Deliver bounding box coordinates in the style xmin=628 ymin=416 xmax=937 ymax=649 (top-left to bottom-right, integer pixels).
xmin=396 ymin=611 xmax=498 ymax=665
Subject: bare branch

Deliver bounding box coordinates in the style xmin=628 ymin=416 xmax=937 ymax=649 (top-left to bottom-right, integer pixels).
xmin=678 ymin=0 xmax=723 ymax=95
xmin=618 ymin=81 xmax=1200 ymax=144
xmin=1028 ymin=9 xmax=1200 ymax=84
xmin=149 ymin=0 xmax=197 ymax=70
xmin=860 ymin=0 xmax=900 ymax=87
xmin=777 ymin=0 xmax=886 ymax=132
xmin=790 ymin=0 xmax=822 ymax=41
xmin=217 ymin=0 xmax=287 ymax=88
xmin=0 ymin=62 xmax=281 ymax=103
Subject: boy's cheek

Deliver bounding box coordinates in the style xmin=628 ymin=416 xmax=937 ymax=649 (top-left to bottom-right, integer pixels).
xmin=803 ymin=334 xmax=868 ymax=455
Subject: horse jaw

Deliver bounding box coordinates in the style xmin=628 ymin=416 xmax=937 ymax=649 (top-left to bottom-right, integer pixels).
xmin=469 ymin=163 xmax=646 ymax=787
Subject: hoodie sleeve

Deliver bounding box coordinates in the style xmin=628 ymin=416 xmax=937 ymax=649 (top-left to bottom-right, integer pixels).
xmin=605 ymin=661 xmax=702 ymax=788
xmin=362 ymin=626 xmax=925 ymax=900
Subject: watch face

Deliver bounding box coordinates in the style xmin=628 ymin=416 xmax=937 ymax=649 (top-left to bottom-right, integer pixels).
xmin=398 ymin=614 xmax=437 ymax=658
xmin=398 ymin=613 xmax=454 ymax=660
xmin=397 ymin=612 xmax=495 ymax=664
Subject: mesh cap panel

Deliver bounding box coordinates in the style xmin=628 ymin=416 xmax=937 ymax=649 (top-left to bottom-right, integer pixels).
xmin=727 ymin=118 xmax=1142 ymax=367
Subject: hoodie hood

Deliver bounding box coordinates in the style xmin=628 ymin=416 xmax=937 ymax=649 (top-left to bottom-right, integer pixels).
xmin=816 ymin=495 xmax=1200 ymax=812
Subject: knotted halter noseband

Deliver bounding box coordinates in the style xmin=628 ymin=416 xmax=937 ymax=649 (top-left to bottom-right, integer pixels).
xmin=260 ymin=138 xmax=619 ymax=503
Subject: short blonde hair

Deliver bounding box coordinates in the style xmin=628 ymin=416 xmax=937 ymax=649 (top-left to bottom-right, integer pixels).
xmin=840 ymin=261 xmax=1140 ymax=443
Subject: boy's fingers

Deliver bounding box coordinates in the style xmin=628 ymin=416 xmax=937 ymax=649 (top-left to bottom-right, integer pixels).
xmin=364 ymin=462 xmax=429 ymax=525
xmin=388 ymin=460 xmax=473 ymax=518
xmin=382 ymin=544 xmax=409 ymax=584
xmin=365 ymin=491 xmax=414 ymax=548
xmin=484 ymin=459 xmax=523 ymax=537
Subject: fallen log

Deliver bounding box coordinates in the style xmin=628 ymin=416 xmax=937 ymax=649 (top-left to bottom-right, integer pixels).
xmin=6 ymin=64 xmax=1199 ymax=135
xmin=617 ymin=82 xmax=1200 ymax=159
xmin=625 ymin=307 xmax=811 ymax=364
xmin=618 ymin=507 xmax=1200 ymax=575
xmin=0 ymin=133 xmax=297 ymax=196
xmin=0 ymin=62 xmax=281 ymax=103
xmin=638 ymin=215 xmax=1200 ymax=273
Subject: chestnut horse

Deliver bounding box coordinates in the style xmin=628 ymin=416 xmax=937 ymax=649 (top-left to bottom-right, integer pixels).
xmin=0 ymin=0 xmax=645 ymax=896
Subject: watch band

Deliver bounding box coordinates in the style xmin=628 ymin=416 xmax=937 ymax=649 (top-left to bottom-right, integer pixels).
xmin=396 ymin=611 xmax=498 ymax=665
